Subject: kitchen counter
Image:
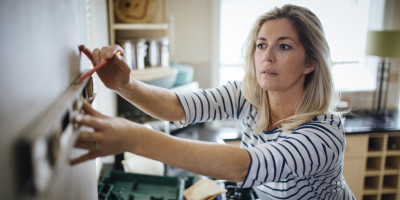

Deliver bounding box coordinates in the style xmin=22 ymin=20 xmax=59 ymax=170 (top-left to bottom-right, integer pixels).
xmin=100 ymin=111 xmax=400 ymax=199
xmin=170 ymin=110 xmax=400 ymax=145
xmin=104 ymin=110 xmax=400 ymax=178
xmin=99 ymin=110 xmax=400 ymax=199
xmin=171 ymin=123 xmax=241 ymax=143
xmin=343 ymin=110 xmax=400 ymax=133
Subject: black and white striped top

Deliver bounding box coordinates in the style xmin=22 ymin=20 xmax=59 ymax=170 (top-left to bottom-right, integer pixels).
xmin=174 ymin=81 xmax=355 ymax=200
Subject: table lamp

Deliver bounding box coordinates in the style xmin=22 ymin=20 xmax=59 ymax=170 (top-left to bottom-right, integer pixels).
xmin=365 ymin=30 xmax=400 ymax=118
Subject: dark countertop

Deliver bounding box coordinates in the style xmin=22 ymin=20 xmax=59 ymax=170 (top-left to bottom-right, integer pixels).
xmin=170 ymin=110 xmax=400 ymax=145
xmin=343 ymin=110 xmax=400 ymax=134
xmin=171 ymin=123 xmax=241 ymax=143
xmin=101 ymin=110 xmax=400 ymax=183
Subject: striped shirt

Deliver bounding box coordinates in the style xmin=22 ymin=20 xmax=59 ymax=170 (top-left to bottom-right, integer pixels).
xmin=174 ymin=81 xmax=355 ymax=200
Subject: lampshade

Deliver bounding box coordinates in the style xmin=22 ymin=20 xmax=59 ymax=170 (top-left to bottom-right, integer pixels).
xmin=365 ymin=30 xmax=400 ymax=58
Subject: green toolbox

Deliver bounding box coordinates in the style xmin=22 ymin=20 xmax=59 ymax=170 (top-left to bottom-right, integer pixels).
xmin=98 ymin=170 xmax=193 ymax=200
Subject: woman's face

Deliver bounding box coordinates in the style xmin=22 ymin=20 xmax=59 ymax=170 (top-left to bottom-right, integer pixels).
xmin=254 ymin=18 xmax=315 ymax=94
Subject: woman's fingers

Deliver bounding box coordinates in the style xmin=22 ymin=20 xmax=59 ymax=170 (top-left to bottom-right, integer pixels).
xmin=98 ymin=45 xmax=125 ymax=62
xmin=74 ymin=101 xmax=111 ymax=134
xmin=70 ymin=151 xmax=100 ymax=166
xmin=71 ymin=131 xmax=103 ymax=165
xmin=74 ymin=112 xmax=106 ymax=131
xmin=87 ymin=45 xmax=125 ymax=65
xmin=81 ymin=100 xmax=104 ymax=118
xmin=75 ymin=131 xmax=102 ymax=144
xmin=108 ymin=44 xmax=125 ymax=58
xmin=79 ymin=45 xmax=95 ymax=66
xmin=99 ymin=46 xmax=109 ymax=63
xmin=92 ymin=48 xmax=101 ymax=65
xmin=74 ymin=140 xmax=97 ymax=150
xmin=113 ymin=51 xmax=130 ymax=71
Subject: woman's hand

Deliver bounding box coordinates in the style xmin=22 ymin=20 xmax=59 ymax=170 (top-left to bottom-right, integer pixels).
xmin=81 ymin=44 xmax=131 ymax=91
xmin=70 ymin=100 xmax=140 ymax=165
xmin=69 ymin=102 xmax=250 ymax=182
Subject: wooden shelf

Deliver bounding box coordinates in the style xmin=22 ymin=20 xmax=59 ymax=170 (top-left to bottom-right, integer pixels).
xmin=365 ymin=171 xmax=381 ymax=176
xmin=108 ymin=0 xmax=169 ymax=44
xmin=367 ymin=151 xmax=384 ymax=156
xmin=363 ymin=189 xmax=379 ymax=195
xmin=386 ymin=150 xmax=400 ymax=156
xmin=381 ymin=188 xmax=398 ymax=193
xmin=383 ymin=170 xmax=398 ymax=175
xmin=112 ymin=23 xmax=168 ymax=30
xmin=345 ymin=132 xmax=400 ymax=199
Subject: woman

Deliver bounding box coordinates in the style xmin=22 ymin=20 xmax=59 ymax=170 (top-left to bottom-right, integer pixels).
xmin=72 ymin=4 xmax=354 ymax=199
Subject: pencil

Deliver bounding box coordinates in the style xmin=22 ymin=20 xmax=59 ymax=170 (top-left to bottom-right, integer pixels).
xmin=78 ymin=59 xmax=110 ymax=83
xmin=77 ymin=45 xmax=121 ymax=83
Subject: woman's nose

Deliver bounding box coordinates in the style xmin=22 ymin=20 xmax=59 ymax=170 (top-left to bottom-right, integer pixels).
xmin=264 ymin=46 xmax=275 ymax=63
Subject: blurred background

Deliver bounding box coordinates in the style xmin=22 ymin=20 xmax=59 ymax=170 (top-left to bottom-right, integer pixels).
xmin=1 ymin=0 xmax=400 ymax=199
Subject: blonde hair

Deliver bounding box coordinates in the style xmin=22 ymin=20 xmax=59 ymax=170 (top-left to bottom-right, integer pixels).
xmin=242 ymin=4 xmax=341 ymax=132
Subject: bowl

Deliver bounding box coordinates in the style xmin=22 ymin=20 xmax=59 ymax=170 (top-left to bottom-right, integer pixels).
xmin=172 ymin=64 xmax=194 ymax=87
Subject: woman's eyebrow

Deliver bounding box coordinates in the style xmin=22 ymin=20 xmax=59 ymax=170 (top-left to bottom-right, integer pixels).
xmin=256 ymin=37 xmax=267 ymax=41
xmin=277 ymin=36 xmax=295 ymax=42
xmin=256 ymin=36 xmax=296 ymax=42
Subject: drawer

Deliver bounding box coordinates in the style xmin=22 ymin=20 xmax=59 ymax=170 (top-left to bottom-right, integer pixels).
xmin=345 ymin=134 xmax=369 ymax=157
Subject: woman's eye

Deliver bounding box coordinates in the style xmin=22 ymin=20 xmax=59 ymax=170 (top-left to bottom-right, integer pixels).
xmin=280 ymin=44 xmax=291 ymax=50
xmin=257 ymin=43 xmax=266 ymax=49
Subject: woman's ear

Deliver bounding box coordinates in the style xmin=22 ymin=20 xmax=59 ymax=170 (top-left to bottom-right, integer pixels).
xmin=304 ymin=62 xmax=316 ymax=75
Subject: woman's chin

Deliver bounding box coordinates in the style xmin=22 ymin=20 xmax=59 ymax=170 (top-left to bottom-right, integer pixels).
xmin=257 ymin=80 xmax=274 ymax=91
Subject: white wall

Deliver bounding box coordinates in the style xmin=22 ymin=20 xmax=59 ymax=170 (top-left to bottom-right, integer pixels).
xmin=0 ymin=1 xmax=97 ymax=199
xmin=87 ymin=0 xmax=117 ymax=118
xmin=341 ymin=0 xmax=400 ymax=110
xmin=166 ymin=0 xmax=400 ymax=111
xmin=167 ymin=0 xmax=215 ymax=89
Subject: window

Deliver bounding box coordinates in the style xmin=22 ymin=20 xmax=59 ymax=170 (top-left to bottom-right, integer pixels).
xmin=219 ymin=0 xmax=380 ymax=92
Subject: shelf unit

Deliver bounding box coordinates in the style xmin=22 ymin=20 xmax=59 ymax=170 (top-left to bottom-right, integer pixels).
xmin=344 ymin=132 xmax=400 ymax=200
xmin=107 ymin=0 xmax=170 ymax=45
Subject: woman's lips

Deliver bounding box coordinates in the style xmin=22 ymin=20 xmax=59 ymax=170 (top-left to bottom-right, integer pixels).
xmin=261 ymin=69 xmax=278 ymax=75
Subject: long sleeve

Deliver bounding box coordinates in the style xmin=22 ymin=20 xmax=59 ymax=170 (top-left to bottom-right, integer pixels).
xmin=173 ymin=81 xmax=247 ymax=127
xmin=239 ymin=114 xmax=349 ymax=199
xmin=174 ymin=82 xmax=354 ymax=199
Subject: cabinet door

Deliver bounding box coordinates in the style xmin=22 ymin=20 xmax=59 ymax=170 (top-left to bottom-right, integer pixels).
xmin=343 ymin=157 xmax=365 ymax=200
xmin=345 ymin=134 xmax=368 ymax=157
xmin=343 ymin=134 xmax=368 ymax=200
